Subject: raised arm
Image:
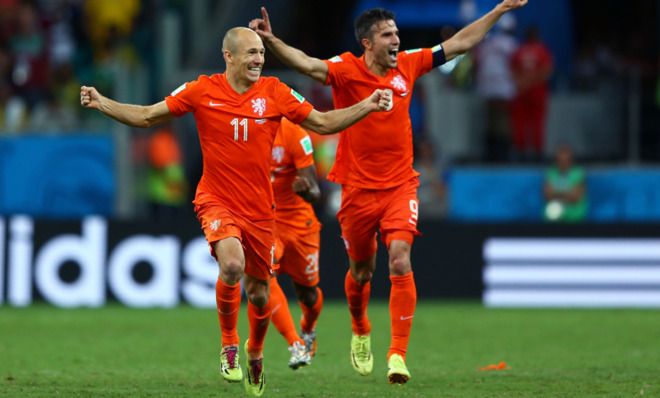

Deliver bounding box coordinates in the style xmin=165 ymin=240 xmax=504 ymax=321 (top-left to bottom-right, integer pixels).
xmin=293 ymin=165 xmax=321 ymax=203
xmin=249 ymin=7 xmax=328 ymax=83
xmin=441 ymin=0 xmax=527 ymax=61
xmin=80 ymin=86 xmax=173 ymax=128
xmin=299 ymin=89 xmax=391 ymax=135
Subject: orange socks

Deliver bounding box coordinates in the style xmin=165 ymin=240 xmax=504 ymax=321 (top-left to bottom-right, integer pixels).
xmin=247 ymin=299 xmax=271 ymax=356
xmin=388 ymin=272 xmax=416 ymax=359
xmin=300 ymin=287 xmax=323 ymax=333
xmin=268 ymin=278 xmax=302 ymax=346
xmin=215 ymin=278 xmax=241 ymax=346
xmin=345 ymin=271 xmax=371 ymax=335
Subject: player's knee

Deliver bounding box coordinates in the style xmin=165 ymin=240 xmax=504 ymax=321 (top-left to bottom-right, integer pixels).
xmin=296 ymin=285 xmax=317 ymax=307
xmin=350 ymin=257 xmax=375 ymax=285
xmin=389 ymin=255 xmax=411 ymax=276
xmin=219 ymin=258 xmax=243 ymax=283
xmin=352 ymin=268 xmax=373 ymax=285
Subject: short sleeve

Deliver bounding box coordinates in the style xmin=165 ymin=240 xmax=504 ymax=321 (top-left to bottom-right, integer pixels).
xmin=284 ymin=122 xmax=315 ymax=170
xmin=398 ymin=48 xmax=434 ymax=82
xmin=273 ymin=82 xmax=314 ymax=124
xmin=323 ymin=52 xmax=352 ymax=87
xmin=164 ymin=77 xmax=205 ymax=116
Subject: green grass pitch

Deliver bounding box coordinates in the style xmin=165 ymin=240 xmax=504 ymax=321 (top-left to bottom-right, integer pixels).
xmin=1 ymin=301 xmax=658 ymax=397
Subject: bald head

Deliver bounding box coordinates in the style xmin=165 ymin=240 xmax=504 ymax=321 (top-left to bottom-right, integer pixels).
xmin=222 ymin=27 xmax=265 ymax=92
xmin=223 ymin=27 xmax=261 ymax=54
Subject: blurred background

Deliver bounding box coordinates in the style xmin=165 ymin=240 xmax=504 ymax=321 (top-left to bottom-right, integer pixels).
xmin=0 ymin=0 xmax=659 ymax=308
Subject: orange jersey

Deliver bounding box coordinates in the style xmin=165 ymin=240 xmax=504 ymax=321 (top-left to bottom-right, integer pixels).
xmin=165 ymin=73 xmax=313 ymax=221
xmin=271 ymin=118 xmax=320 ymax=233
xmin=324 ymin=49 xmax=434 ymax=189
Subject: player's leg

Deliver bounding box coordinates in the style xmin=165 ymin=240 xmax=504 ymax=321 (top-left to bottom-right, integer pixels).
xmin=269 ymin=231 xmax=311 ymax=368
xmin=385 ymin=237 xmax=415 ymax=384
xmin=241 ymin=220 xmax=276 ymax=396
xmin=294 ymin=282 xmax=323 ymax=357
xmin=244 ymin=274 xmax=270 ymax=358
xmin=380 ymin=179 xmax=420 ymax=384
xmin=346 ymin=255 xmax=375 ymax=336
xmin=196 ymin=204 xmax=246 ymax=383
xmin=213 ymin=237 xmax=246 ymax=383
xmin=243 ymin=274 xmax=269 ymax=396
xmin=346 ymin=256 xmax=376 ymax=376
xmin=268 ymin=276 xmax=300 ymax=346
xmin=268 ymin=276 xmax=310 ymax=369
xmin=286 ymin=230 xmax=322 ymax=357
xmin=338 ymin=185 xmax=379 ymax=376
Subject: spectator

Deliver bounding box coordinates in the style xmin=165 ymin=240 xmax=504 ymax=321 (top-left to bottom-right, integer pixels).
xmin=474 ymin=14 xmax=518 ymax=162
xmin=28 ymin=88 xmax=77 ymax=132
xmin=510 ymin=26 xmax=553 ymax=161
xmin=83 ymin=0 xmax=141 ymax=54
xmin=8 ymin=2 xmax=48 ymax=108
xmin=0 ymin=81 xmax=26 ymax=133
xmin=543 ymin=144 xmax=587 ymax=222
xmin=144 ymin=125 xmax=188 ymax=222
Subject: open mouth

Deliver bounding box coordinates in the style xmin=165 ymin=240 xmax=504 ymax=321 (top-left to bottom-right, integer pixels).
xmin=388 ymin=49 xmax=398 ymax=62
xmin=247 ymin=66 xmax=262 ymax=77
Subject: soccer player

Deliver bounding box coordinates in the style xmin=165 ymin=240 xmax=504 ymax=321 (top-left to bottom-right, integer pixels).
xmin=268 ymin=118 xmax=323 ymax=369
xmin=250 ymin=0 xmax=527 ymax=384
xmin=80 ymin=27 xmax=392 ymax=396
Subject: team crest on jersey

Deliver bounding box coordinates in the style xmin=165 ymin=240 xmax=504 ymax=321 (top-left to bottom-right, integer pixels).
xmin=272 ymin=146 xmax=285 ymax=164
xmin=209 ymin=219 xmax=221 ymax=231
xmin=390 ymin=75 xmax=408 ymax=93
xmin=251 ymin=98 xmax=267 ymax=116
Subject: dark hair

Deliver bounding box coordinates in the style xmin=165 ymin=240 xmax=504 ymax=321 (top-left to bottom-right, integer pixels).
xmin=354 ymin=8 xmax=395 ymax=48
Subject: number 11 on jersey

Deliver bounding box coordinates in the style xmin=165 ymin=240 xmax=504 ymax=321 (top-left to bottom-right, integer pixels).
xmin=231 ymin=118 xmax=248 ymax=141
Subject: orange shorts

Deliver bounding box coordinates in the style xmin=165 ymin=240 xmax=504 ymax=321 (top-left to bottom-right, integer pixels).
xmin=195 ymin=202 xmax=275 ymax=281
xmin=274 ymin=224 xmax=320 ymax=287
xmin=337 ymin=178 xmax=420 ymax=262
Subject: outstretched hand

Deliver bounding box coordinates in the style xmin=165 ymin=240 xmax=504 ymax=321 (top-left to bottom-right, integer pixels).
xmin=249 ymin=7 xmax=274 ymax=40
xmin=497 ymin=0 xmax=528 ymax=12
xmin=80 ymin=86 xmax=102 ymax=109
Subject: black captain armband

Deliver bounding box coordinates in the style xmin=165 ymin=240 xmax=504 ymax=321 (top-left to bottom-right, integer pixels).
xmin=431 ymin=44 xmax=447 ymax=67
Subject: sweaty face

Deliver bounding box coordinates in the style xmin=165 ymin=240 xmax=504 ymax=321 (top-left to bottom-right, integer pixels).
xmin=232 ymin=33 xmax=265 ymax=84
xmin=367 ymin=20 xmax=400 ymax=70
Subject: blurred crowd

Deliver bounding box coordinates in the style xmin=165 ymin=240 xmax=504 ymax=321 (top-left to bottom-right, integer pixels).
xmin=0 ymin=1 xmax=657 ymax=222
xmin=0 ymin=0 xmax=148 ymax=133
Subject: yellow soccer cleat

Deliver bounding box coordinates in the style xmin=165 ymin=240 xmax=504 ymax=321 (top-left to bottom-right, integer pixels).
xmin=219 ymin=345 xmax=242 ymax=383
xmin=243 ymin=340 xmax=266 ymax=396
xmin=350 ymin=334 xmax=373 ymax=376
xmin=387 ymin=354 xmax=411 ymax=384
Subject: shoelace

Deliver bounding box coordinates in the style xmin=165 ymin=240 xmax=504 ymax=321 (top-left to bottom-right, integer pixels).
xmin=249 ymin=360 xmax=263 ymax=380
xmin=355 ymin=339 xmax=370 ymax=360
xmin=289 ymin=342 xmax=305 ymax=357
xmin=224 ymin=347 xmax=238 ymax=367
